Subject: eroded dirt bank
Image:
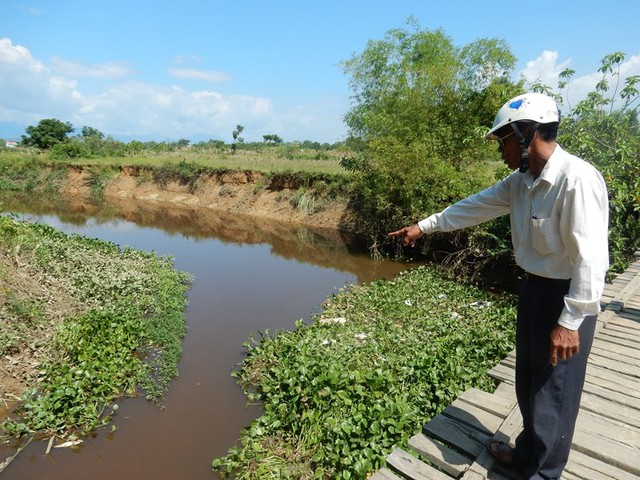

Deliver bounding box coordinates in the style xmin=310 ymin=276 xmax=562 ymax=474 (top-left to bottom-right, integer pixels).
xmin=59 ymin=167 xmax=358 ymax=233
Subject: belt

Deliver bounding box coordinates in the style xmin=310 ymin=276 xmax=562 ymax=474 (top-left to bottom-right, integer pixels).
xmin=526 ymin=273 xmax=571 ymax=287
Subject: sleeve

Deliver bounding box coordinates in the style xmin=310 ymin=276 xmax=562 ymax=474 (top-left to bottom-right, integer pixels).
xmin=418 ymin=177 xmax=512 ymax=234
xmin=557 ymin=171 xmax=609 ymax=330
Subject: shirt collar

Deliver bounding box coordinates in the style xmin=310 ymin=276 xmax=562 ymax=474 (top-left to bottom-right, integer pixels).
xmin=527 ymin=144 xmax=563 ymax=188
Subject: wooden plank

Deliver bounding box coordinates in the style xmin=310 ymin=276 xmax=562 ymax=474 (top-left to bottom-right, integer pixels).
xmin=422 ymin=414 xmax=489 ymax=458
xmin=488 ymin=363 xmax=515 ymax=385
xmin=386 ymin=448 xmax=453 ymax=480
xmin=588 ymin=352 xmax=640 ymax=377
xmin=458 ymin=388 xmax=515 ymax=418
xmin=579 ymin=391 xmax=640 ymax=429
xmin=368 ymin=467 xmax=403 ymax=480
xmin=585 ymin=364 xmax=640 ymax=395
xmin=590 ymin=346 xmax=640 ymax=370
xmin=443 ymin=398 xmax=503 ymax=435
xmin=606 ymin=317 xmax=640 ymax=331
xmin=596 ymin=330 xmax=640 ymax=349
xmin=591 ymin=339 xmax=640 ymax=362
xmin=603 ymin=323 xmax=640 ymax=339
xmin=606 ymin=273 xmax=640 ymax=311
xmin=461 ymin=469 xmax=515 ymax=480
xmin=408 ymin=433 xmax=471 ymax=478
xmin=583 ymin=379 xmax=640 ymax=410
xmin=461 ymin=402 xmax=522 ymax=480
xmin=493 ymin=382 xmax=516 ymax=403
xmin=573 ymin=410 xmax=640 ymax=475
xmin=566 ymin=448 xmax=640 ymax=480
xmin=621 ymin=308 xmax=640 ymax=321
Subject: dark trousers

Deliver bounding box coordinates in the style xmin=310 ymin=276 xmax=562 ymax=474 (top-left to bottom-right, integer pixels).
xmin=512 ymin=276 xmax=596 ymax=480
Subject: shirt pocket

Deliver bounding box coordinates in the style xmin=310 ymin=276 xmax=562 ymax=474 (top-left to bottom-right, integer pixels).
xmin=530 ymin=217 xmax=562 ymax=255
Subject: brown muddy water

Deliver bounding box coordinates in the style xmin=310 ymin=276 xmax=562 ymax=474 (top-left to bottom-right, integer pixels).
xmin=0 ymin=195 xmax=417 ymax=479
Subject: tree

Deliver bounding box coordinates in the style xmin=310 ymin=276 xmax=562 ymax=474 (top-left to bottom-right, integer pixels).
xmin=81 ymin=126 xmax=104 ymax=139
xmin=339 ymin=18 xmax=521 ymax=245
xmin=22 ymin=119 xmax=74 ymax=149
xmin=263 ymin=134 xmax=283 ymax=144
xmin=231 ymin=124 xmax=244 ymax=154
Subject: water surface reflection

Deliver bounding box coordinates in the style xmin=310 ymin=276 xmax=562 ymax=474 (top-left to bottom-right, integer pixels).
xmin=0 ymin=194 xmax=416 ymax=479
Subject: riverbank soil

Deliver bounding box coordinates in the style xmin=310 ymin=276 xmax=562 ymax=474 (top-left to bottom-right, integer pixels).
xmin=62 ymin=168 xmax=357 ymax=232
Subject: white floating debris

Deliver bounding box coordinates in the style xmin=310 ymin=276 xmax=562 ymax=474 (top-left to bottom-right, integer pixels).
xmin=437 ymin=294 xmax=447 ymax=299
xmin=319 ymin=317 xmax=347 ymax=324
xmin=404 ymin=299 xmax=413 ymax=306
xmin=470 ymin=301 xmax=492 ymax=309
xmin=54 ymin=439 xmax=83 ymax=449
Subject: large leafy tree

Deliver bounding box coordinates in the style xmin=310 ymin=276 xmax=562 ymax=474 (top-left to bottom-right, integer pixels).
xmin=21 ymin=118 xmax=74 ymax=149
xmin=340 ymin=19 xmax=522 ymax=246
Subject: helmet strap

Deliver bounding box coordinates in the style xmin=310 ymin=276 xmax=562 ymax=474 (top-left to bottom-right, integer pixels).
xmin=511 ymin=122 xmax=539 ymax=173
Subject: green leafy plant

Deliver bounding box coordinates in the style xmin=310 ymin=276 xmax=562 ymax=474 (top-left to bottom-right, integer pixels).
xmin=340 ymin=18 xmax=523 ymax=247
xmin=0 ymin=218 xmax=191 ymax=439
xmin=213 ymin=266 xmax=516 ymax=478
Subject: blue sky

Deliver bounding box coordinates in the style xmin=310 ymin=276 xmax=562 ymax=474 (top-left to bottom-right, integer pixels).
xmin=1 ymin=1 xmax=639 ymax=144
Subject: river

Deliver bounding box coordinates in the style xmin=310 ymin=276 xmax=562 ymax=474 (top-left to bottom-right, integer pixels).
xmin=0 ymin=194 xmax=416 ymax=479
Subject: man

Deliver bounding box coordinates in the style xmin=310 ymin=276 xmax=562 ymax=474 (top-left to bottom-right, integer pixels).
xmin=389 ymin=92 xmax=609 ymax=480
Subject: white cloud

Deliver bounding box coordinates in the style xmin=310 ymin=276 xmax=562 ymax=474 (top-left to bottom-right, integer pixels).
xmin=18 ymin=4 xmax=44 ymax=15
xmin=168 ymin=68 xmax=231 ymax=82
xmin=0 ymin=38 xmax=291 ymax=141
xmin=173 ymin=54 xmax=205 ymax=66
xmin=0 ymin=38 xmax=82 ymax=122
xmin=519 ymin=50 xmax=572 ymax=88
xmin=0 ymin=37 xmax=346 ymax=142
xmin=519 ymin=50 xmax=640 ymax=110
xmin=51 ymin=57 xmax=132 ymax=79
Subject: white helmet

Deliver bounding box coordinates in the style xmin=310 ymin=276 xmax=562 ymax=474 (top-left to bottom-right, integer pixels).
xmin=486 ymin=92 xmax=560 ymax=139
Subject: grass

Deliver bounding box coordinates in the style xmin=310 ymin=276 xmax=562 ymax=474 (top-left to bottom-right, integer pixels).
xmin=0 ymin=146 xmax=349 ymax=176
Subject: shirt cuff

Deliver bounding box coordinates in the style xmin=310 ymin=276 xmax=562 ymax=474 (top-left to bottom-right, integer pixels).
xmin=557 ymin=309 xmax=584 ymax=330
xmin=418 ymin=216 xmax=437 ymax=234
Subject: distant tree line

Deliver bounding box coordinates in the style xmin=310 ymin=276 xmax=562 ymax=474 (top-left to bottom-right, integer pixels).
xmin=4 ymin=118 xmax=343 ymax=158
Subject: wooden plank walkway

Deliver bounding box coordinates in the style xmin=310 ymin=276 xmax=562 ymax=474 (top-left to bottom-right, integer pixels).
xmin=370 ymin=254 xmax=640 ymax=480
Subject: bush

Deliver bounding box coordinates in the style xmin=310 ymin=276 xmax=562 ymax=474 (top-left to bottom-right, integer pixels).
xmin=50 ymin=141 xmax=91 ymax=159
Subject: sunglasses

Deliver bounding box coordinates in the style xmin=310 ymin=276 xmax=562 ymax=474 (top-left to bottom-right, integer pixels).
xmin=496 ymin=130 xmax=516 ymax=148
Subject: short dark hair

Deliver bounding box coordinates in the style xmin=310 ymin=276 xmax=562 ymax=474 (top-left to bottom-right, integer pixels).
xmin=514 ymin=121 xmax=558 ymax=141
xmin=536 ymin=122 xmax=559 ymax=141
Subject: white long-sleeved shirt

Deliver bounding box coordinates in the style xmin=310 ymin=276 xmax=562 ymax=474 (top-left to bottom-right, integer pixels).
xmin=418 ymin=145 xmax=609 ymax=330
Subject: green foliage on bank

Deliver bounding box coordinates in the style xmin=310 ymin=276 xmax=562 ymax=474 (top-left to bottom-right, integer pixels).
xmin=340 ymin=19 xmax=523 ymax=248
xmin=212 ymin=266 xmax=516 ymax=479
xmin=0 ymin=215 xmax=192 ymax=438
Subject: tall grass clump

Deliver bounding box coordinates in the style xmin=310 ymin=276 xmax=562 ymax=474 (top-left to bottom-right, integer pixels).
xmin=0 ymin=153 xmax=68 ymax=193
